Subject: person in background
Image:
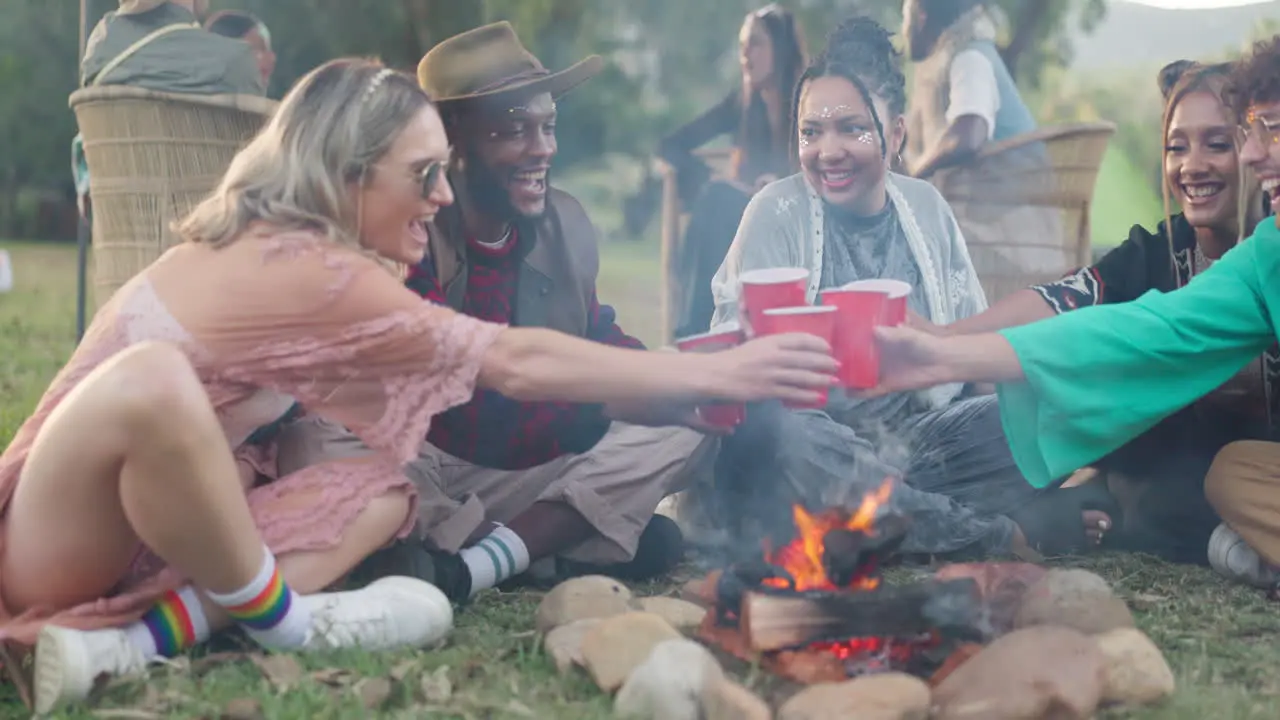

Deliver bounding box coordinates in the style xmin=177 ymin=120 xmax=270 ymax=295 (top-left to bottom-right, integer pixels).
xmin=278 ymin=23 xmax=751 ymax=605
xmin=81 ymin=0 xmax=262 ymax=95
xmin=660 ymin=4 xmax=807 ymax=337
xmin=901 ymin=0 xmax=1035 ymax=178
xmin=917 ymin=61 xmax=1270 ymax=564
xmin=204 ymin=9 xmax=277 ymax=89
xmin=72 ymin=0 xmax=264 ymax=223
xmin=865 ymin=35 xmax=1280 ymax=595
xmin=706 ymin=17 xmax=1112 ymax=563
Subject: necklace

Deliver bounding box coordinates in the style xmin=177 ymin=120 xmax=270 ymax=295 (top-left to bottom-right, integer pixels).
xmin=475 ymin=224 xmax=514 ymax=249
xmin=1193 ymin=243 xmax=1214 ymax=275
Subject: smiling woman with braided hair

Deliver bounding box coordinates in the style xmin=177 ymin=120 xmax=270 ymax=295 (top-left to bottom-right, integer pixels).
xmin=705 ymin=17 xmax=1112 ymax=563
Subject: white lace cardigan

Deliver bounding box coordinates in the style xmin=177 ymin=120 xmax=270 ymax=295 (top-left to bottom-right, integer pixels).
xmin=709 ymin=172 xmax=989 ymax=410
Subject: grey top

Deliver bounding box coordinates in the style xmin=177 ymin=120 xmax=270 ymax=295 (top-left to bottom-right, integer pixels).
xmin=710 ymin=172 xmax=988 ymax=412
xmin=820 ymin=200 xmax=929 ymax=428
xmin=81 ymin=3 xmax=263 ymax=96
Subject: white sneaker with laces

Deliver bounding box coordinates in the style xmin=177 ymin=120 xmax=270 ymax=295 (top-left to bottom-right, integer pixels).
xmin=33 ymin=625 xmax=150 ymax=714
xmin=1208 ymin=523 xmax=1279 ymax=588
xmin=304 ymin=576 xmax=454 ymax=651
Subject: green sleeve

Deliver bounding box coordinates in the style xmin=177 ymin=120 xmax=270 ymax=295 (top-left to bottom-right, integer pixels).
xmin=996 ymin=224 xmax=1277 ymax=487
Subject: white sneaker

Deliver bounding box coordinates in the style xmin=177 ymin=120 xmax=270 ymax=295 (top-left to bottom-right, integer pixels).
xmin=1208 ymin=523 xmax=1279 ymax=588
xmin=304 ymin=576 xmax=453 ymax=651
xmin=33 ymin=625 xmax=150 ymax=714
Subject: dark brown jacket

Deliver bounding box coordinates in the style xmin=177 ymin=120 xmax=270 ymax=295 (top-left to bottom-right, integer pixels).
xmin=425 ymin=188 xmax=601 ymax=336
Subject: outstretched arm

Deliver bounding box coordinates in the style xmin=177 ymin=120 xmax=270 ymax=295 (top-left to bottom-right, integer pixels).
xmin=479 ymin=327 xmax=837 ymax=408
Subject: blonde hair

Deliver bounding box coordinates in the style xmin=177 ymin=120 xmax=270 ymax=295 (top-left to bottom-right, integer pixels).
xmin=178 ymin=58 xmax=431 ymax=250
xmin=1158 ymin=62 xmax=1264 ymax=283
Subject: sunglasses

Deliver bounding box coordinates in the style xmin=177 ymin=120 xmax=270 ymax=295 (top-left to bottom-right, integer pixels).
xmin=1237 ymin=112 xmax=1280 ymax=148
xmin=416 ymin=160 xmax=448 ymax=198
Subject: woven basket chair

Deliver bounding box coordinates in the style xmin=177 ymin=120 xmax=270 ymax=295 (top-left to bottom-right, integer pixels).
xmin=656 ymin=147 xmax=734 ymax=342
xmin=69 ymin=86 xmax=277 ymax=307
xmin=929 ymin=122 xmax=1117 ymax=303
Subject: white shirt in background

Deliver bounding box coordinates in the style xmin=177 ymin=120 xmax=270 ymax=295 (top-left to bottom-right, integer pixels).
xmin=945 ymin=49 xmax=1000 ymax=139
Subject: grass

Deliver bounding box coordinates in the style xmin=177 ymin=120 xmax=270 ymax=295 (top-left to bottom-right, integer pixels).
xmin=1089 ymin=145 xmax=1166 ymax=251
xmin=2 ymin=239 xmax=1280 ymax=719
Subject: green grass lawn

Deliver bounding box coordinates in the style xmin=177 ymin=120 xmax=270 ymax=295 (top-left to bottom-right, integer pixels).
xmin=2 ymin=240 xmax=1280 ymax=719
xmin=1089 ymin=145 xmax=1166 ymax=251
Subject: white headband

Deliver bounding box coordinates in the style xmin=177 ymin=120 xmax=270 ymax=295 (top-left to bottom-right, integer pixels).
xmin=361 ymin=68 xmax=395 ymax=106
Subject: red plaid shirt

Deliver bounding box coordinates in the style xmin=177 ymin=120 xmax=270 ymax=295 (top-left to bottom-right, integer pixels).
xmin=406 ymin=230 xmax=644 ymax=469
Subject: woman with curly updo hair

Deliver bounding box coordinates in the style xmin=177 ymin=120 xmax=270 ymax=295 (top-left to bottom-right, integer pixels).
xmin=708 ymin=17 xmax=1104 ymax=562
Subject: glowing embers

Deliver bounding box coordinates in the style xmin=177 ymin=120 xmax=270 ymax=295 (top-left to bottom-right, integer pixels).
xmin=695 ymin=480 xmax=984 ymax=684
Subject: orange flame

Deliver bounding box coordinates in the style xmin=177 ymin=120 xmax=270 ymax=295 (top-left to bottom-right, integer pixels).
xmin=763 ymin=479 xmax=894 ymax=592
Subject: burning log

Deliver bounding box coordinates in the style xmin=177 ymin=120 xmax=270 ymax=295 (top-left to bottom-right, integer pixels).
xmin=740 ymin=578 xmax=986 ymax=652
xmin=820 ymin=510 xmax=909 ymax=587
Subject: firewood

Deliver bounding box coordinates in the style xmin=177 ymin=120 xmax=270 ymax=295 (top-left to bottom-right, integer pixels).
xmin=740 ymin=579 xmax=986 ymax=652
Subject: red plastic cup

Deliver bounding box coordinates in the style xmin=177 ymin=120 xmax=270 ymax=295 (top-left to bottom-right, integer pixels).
xmin=740 ymin=267 xmax=810 ymax=335
xmin=842 ymin=279 xmax=911 ymax=326
xmin=819 ymin=287 xmax=887 ymax=389
xmin=758 ymin=305 xmax=837 ymax=409
xmin=676 ymin=324 xmax=747 ymax=428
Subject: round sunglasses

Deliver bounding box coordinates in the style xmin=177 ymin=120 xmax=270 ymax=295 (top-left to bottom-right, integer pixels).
xmin=415 ymin=160 xmax=448 ymax=198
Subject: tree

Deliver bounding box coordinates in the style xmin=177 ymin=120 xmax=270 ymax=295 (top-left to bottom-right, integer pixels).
xmin=0 ymin=0 xmax=79 ymax=234
xmin=0 ymin=0 xmax=1112 ymax=238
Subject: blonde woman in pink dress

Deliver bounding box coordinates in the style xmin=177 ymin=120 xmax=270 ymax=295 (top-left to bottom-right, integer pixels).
xmin=0 ymin=58 xmax=839 ymax=712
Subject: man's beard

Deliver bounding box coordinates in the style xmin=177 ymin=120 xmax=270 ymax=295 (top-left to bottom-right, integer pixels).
xmin=461 ymin=152 xmax=548 ymax=222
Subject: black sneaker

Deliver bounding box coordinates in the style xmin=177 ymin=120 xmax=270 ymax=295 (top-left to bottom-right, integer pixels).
xmin=555 ymin=515 xmax=686 ymax=582
xmin=346 ymin=539 xmax=473 ymax=604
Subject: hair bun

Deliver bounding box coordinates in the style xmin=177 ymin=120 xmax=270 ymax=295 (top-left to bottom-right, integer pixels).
xmin=1158 ymin=60 xmax=1195 ymax=100
xmin=825 ymin=15 xmax=895 ymax=59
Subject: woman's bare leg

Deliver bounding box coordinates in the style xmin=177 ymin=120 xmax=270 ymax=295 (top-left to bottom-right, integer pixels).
xmin=3 ymin=341 xmax=262 ymax=613
xmin=11 ymin=345 xmax=449 ymax=711
xmin=196 ymin=488 xmax=414 ymax=631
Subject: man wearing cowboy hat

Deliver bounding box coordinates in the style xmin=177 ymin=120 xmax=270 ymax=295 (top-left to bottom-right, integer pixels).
xmin=279 ymin=23 xmax=719 ymax=604
xmin=80 ymin=0 xmax=263 ymax=95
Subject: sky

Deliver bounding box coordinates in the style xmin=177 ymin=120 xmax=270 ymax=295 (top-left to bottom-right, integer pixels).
xmin=1125 ymin=0 xmax=1274 ymax=8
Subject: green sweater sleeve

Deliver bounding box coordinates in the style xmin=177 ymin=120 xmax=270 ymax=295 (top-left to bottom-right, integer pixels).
xmin=995 ymin=220 xmax=1279 ymax=487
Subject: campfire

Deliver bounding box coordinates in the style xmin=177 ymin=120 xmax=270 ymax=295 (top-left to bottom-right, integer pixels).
xmin=693 ymin=480 xmax=987 ymax=684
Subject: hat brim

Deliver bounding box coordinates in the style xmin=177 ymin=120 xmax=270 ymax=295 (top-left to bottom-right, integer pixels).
xmin=432 ymin=55 xmax=604 ymax=105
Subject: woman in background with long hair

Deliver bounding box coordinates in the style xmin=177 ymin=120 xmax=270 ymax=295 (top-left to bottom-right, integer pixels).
xmin=660 ymin=4 xmax=807 ymax=337
xmin=917 ymin=61 xmax=1270 ymax=564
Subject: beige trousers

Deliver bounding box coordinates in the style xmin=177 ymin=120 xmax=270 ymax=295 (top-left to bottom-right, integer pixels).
xmin=1206 ymin=440 xmax=1280 ymax=566
xmin=275 ymin=417 xmax=718 ymax=565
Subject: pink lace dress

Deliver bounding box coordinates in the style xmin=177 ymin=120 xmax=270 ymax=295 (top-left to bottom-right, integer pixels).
xmin=0 ymin=229 xmax=504 ymax=647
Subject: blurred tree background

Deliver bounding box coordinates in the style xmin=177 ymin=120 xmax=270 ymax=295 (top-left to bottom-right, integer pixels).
xmin=0 ymin=0 xmax=1273 ymax=243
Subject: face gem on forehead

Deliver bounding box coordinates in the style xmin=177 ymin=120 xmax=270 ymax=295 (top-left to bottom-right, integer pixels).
xmin=506 ymin=97 xmax=557 ymax=115
xmin=804 ymin=105 xmax=857 ymax=120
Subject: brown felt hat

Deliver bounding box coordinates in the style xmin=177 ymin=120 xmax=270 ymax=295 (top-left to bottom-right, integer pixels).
xmin=417 ymin=21 xmax=603 ymax=105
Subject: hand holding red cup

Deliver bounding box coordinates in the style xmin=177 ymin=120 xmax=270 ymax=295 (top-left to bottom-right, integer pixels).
xmin=675 ymin=324 xmax=748 ymax=428
xmin=819 ymin=279 xmax=914 ymax=390
xmin=754 ymin=305 xmax=838 ymax=409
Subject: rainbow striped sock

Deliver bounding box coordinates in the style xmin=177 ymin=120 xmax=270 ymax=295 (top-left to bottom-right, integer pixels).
xmin=206 ymin=549 xmax=311 ymax=650
xmin=130 ymin=586 xmax=211 ymax=658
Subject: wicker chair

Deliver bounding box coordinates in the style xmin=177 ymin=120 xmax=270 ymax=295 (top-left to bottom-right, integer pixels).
xmin=69 ymin=86 xmax=277 ymax=307
xmin=928 ymin=122 xmax=1117 ymax=303
xmin=656 ymin=147 xmax=735 ymax=342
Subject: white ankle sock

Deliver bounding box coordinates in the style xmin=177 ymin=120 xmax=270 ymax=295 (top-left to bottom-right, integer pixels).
xmin=459 ymin=525 xmax=530 ymax=597
xmin=205 ymin=547 xmax=311 ymax=650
